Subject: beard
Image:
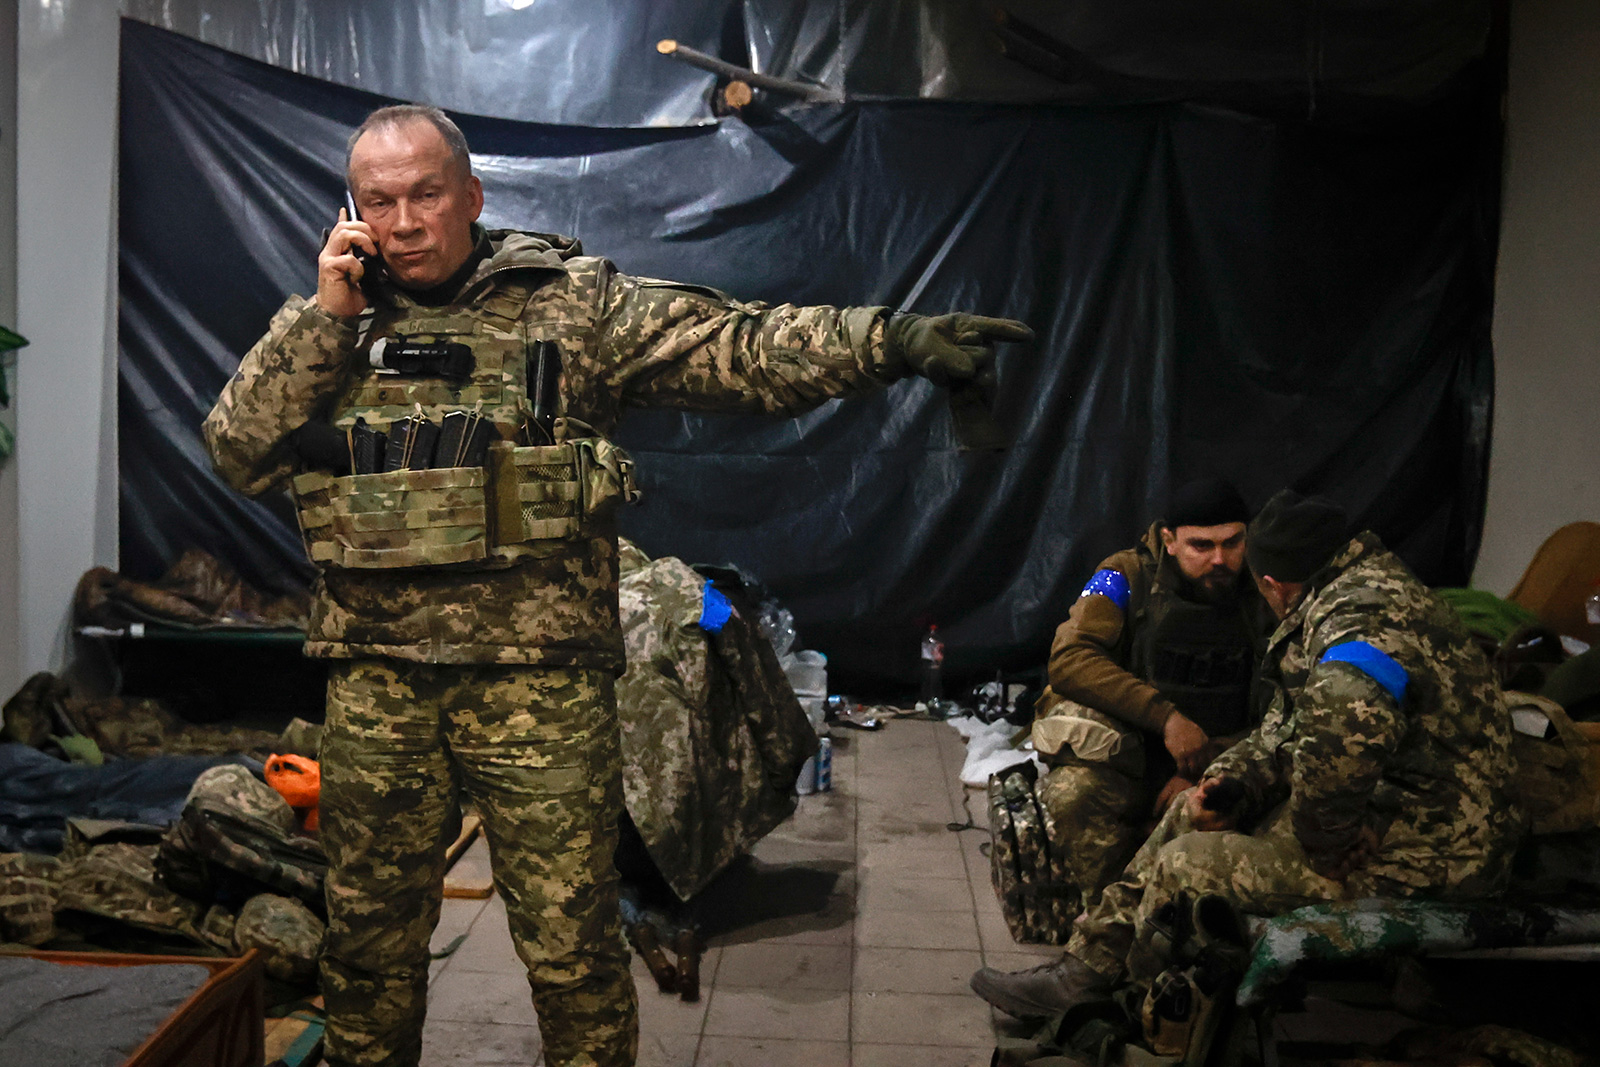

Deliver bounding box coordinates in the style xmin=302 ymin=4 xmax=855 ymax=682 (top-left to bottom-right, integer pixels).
xmin=1190 ymin=567 xmax=1240 ymax=603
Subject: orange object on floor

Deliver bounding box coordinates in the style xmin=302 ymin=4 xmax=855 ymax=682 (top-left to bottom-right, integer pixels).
xmin=264 ymin=753 xmax=321 ymax=832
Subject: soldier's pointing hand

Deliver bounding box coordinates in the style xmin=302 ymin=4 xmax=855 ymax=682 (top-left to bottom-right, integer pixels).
xmin=316 ymin=209 xmax=379 ymax=319
xmin=887 ymin=313 xmax=1035 ymax=394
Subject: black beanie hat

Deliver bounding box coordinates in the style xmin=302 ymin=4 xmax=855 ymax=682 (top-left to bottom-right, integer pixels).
xmin=1163 ymin=477 xmax=1251 ymax=530
xmin=1246 ymin=490 xmax=1349 ymax=583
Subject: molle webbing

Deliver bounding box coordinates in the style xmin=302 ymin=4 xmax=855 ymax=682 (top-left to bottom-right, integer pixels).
xmin=293 ymin=467 xmax=491 ymax=569
xmin=293 ymin=437 xmax=638 ymax=570
xmin=489 ymin=441 xmax=584 ymax=543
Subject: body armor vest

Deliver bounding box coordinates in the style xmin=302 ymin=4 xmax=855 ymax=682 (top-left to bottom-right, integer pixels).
xmin=290 ymin=286 xmax=637 ymax=571
xmin=1129 ymin=582 xmax=1257 ymax=740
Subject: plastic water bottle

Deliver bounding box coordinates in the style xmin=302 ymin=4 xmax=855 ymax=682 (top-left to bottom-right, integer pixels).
xmin=919 ymin=625 xmax=945 ymax=703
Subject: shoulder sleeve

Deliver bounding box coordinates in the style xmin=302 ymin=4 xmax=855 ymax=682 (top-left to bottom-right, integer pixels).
xmin=1048 ymin=552 xmax=1171 ymax=732
xmin=595 ymin=264 xmax=900 ymax=414
xmin=1079 ymin=569 xmax=1132 ymax=613
xmin=1319 ymin=641 xmax=1408 ymax=705
xmin=203 ymin=296 xmax=360 ymax=497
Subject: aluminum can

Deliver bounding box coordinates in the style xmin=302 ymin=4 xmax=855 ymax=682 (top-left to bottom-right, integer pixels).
xmin=814 ymin=736 xmax=833 ymax=792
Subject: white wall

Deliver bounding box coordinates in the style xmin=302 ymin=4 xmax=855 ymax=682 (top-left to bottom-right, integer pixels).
xmin=1 ymin=0 xmax=19 ymax=697
xmin=1474 ymin=0 xmax=1600 ymax=593
xmin=9 ymin=0 xmax=121 ymax=681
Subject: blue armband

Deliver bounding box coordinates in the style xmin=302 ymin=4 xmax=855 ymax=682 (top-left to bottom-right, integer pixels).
xmin=698 ymin=581 xmax=733 ymax=634
xmin=1079 ymin=569 xmax=1131 ymax=612
xmin=1320 ymin=641 xmax=1407 ymax=704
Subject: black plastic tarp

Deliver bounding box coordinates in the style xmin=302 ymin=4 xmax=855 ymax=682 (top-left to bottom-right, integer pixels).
xmin=118 ymin=19 xmax=1500 ymax=693
xmin=120 ymin=0 xmax=1492 ymax=126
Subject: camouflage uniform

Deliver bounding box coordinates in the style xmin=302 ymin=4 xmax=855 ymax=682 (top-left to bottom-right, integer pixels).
xmin=1031 ymin=523 xmax=1265 ymax=920
xmin=204 ymin=230 xmax=902 ymax=1067
xmin=1066 ymin=533 xmax=1523 ymax=987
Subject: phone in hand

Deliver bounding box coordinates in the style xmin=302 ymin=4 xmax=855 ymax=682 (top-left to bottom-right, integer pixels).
xmin=342 ymin=189 xmax=387 ymax=298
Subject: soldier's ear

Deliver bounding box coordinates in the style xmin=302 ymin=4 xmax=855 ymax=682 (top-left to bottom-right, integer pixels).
xmin=1159 ymin=526 xmax=1177 ymax=554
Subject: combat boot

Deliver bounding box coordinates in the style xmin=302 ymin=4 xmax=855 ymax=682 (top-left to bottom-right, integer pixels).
xmin=970 ymin=953 xmax=1113 ymax=1020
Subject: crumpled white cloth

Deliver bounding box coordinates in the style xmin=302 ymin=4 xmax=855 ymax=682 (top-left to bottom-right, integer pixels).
xmin=946 ymin=715 xmax=1044 ymax=787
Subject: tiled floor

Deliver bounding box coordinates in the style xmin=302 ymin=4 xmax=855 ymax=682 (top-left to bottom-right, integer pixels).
xmin=417 ymin=717 xmax=1054 ymax=1065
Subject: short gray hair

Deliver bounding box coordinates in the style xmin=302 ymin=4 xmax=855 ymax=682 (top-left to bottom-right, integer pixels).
xmin=346 ymin=104 xmax=473 ymax=186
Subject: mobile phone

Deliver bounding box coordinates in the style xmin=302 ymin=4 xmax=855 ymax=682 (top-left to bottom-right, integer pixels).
xmin=342 ymin=189 xmax=387 ymax=297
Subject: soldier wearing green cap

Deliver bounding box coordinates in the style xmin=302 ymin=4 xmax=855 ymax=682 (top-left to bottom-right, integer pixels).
xmin=973 ymin=489 xmax=1522 ymax=1021
xmin=205 ymin=104 xmax=1031 ymax=1067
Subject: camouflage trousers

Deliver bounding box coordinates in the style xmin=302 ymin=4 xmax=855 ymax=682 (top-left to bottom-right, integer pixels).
xmin=1035 ymin=757 xmax=1149 ymax=917
xmin=1066 ymin=795 xmax=1362 ymax=988
xmin=320 ymin=660 xmax=638 ymax=1067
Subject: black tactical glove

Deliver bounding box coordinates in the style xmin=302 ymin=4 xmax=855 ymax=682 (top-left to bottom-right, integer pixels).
xmin=885 ymin=313 xmax=1035 ymax=392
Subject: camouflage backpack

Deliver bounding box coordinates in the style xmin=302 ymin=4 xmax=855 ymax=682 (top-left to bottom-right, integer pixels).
xmin=987 ymin=759 xmax=1078 ymax=944
xmin=156 ymin=764 xmax=327 ymax=911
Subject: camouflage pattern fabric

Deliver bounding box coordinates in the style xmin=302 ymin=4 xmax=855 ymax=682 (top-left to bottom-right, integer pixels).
xmin=1237 ymin=897 xmax=1600 ymax=1006
xmin=319 ymin=659 xmax=635 ymax=1067
xmin=988 ymin=761 xmax=1082 ymax=943
xmin=53 ymin=842 xmax=220 ymax=953
xmin=1065 ymin=533 xmax=1523 ymax=991
xmin=616 ymin=551 xmax=815 ymax=901
xmin=1208 ymin=533 xmax=1522 ymax=895
xmin=204 ymin=230 xmax=899 ymax=670
xmin=1035 ymin=756 xmax=1145 ymax=910
xmin=0 ymin=852 xmax=58 ymax=945
xmin=156 ymin=763 xmax=326 ymax=910
xmin=235 ymin=892 xmax=326 ymax=984
xmin=1017 ymin=525 xmax=1266 ymax=941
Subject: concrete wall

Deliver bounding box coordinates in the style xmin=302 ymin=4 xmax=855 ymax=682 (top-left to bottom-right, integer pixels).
xmin=1 ymin=0 xmax=18 ymax=697
xmin=6 ymin=0 xmax=121 ymax=688
xmin=1474 ymin=0 xmax=1600 ymax=594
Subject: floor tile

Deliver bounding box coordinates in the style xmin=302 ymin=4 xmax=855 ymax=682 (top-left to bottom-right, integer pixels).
xmin=856 ymin=906 xmax=980 ymax=951
xmin=701 ymin=987 xmax=850 ymax=1039
xmin=635 ymin=1031 xmax=700 ymax=1067
xmin=419 ymin=1019 xmax=542 ymax=1066
xmin=715 ymin=941 xmax=852 ymax=991
xmin=854 ymin=947 xmax=983 ymax=996
xmin=855 ymin=872 xmax=975 ymax=914
xmin=696 ymin=1036 xmax=850 ymax=1067
xmin=853 ymin=1044 xmax=995 ymax=1067
xmin=427 ymin=967 xmax=537 ymax=1025
xmin=635 ymin=979 xmax=711 ymax=1035
xmin=852 ymin=990 xmax=996 ymax=1047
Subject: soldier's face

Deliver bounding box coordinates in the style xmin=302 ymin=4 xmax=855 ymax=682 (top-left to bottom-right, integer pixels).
xmin=348 ymin=121 xmax=484 ymax=291
xmin=1254 ymin=573 xmax=1304 ymax=620
xmin=1161 ymin=522 xmax=1247 ymax=599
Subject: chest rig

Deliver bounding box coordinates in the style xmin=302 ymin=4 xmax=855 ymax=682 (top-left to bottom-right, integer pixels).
xmin=291 ymin=284 xmax=638 ymax=570
xmin=1128 ymin=577 xmax=1258 ymax=740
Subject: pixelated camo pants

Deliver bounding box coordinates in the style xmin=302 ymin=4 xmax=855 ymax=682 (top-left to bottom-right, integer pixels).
xmin=319 ymin=659 xmax=639 ymax=1067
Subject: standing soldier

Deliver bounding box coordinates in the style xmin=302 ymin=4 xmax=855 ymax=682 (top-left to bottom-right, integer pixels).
xmin=971 ymin=490 xmax=1522 ymax=1021
xmin=205 ymin=104 xmax=1030 ymax=1067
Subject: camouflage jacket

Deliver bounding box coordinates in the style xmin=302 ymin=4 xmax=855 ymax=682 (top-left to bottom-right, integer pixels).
xmin=1046 ymin=522 xmax=1265 ymax=735
xmin=205 ymin=231 xmax=899 ymax=668
xmin=1209 ymin=533 xmax=1522 ymax=898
